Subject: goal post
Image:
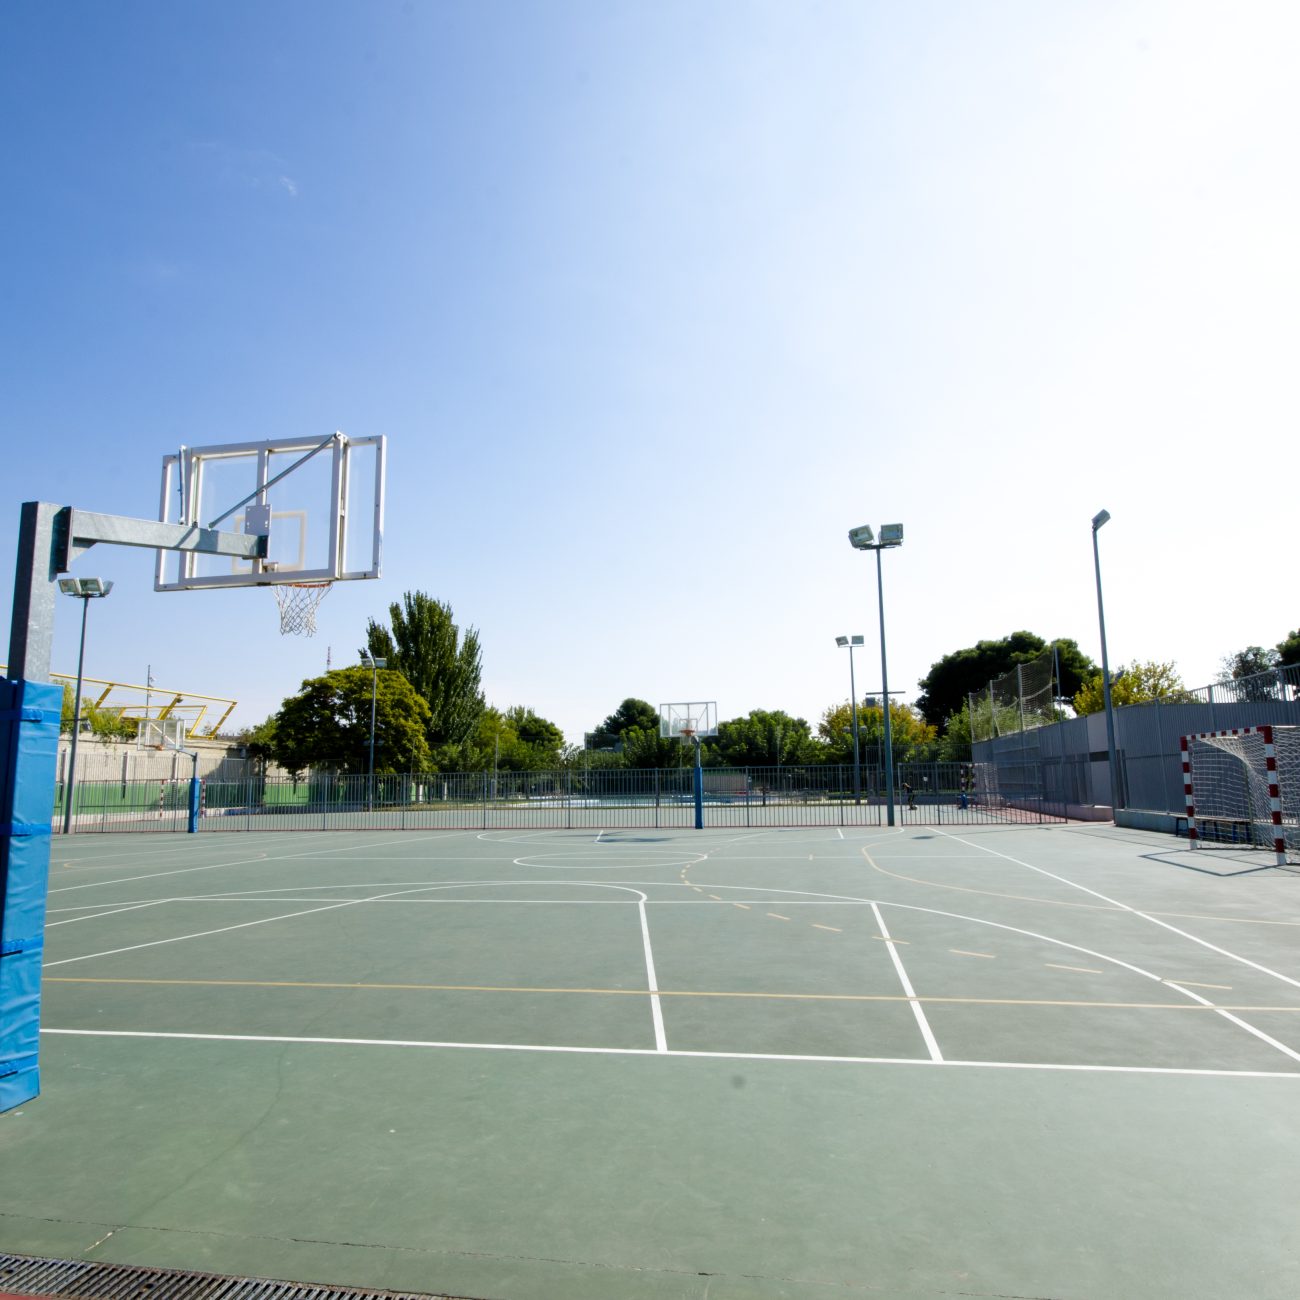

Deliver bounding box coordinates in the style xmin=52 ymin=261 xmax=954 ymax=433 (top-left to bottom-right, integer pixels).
xmin=1181 ymin=725 xmax=1298 ymax=865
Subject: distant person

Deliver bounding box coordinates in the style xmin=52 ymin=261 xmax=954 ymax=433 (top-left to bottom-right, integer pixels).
xmin=902 ymin=780 xmax=916 ymax=810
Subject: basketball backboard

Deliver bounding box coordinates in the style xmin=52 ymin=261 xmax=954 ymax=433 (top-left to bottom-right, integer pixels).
xmin=154 ymin=432 xmax=385 ymax=591
xmin=659 ymin=701 xmax=718 ymax=740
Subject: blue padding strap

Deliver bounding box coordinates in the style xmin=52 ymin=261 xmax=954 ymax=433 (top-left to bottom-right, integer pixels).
xmin=0 ymin=1054 xmax=39 ymax=1080
xmin=0 ymin=822 xmax=52 ymax=836
xmin=1 ymin=936 xmax=43 ymax=957
xmin=0 ymin=707 xmax=60 ymax=724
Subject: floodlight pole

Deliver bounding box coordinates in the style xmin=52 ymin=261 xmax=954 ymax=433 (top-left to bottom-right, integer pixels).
xmin=61 ymin=582 xmax=112 ymax=835
xmin=1091 ymin=510 xmax=1122 ymax=814
xmin=363 ymin=654 xmax=386 ymax=812
xmin=848 ymin=524 xmax=902 ymax=826
xmin=875 ymin=548 xmax=897 ymax=825
xmin=837 ymin=636 xmax=863 ymax=803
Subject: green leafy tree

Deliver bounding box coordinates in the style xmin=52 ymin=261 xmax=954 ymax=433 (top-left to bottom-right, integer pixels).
xmin=714 ymin=710 xmax=821 ymax=767
xmin=619 ymin=725 xmax=687 ymax=769
xmin=271 ymin=667 xmax=432 ymax=777
xmin=235 ymin=717 xmax=278 ymax=771
xmin=818 ymin=700 xmax=937 ymax=763
xmin=364 ymin=592 xmax=484 ymax=748
xmin=1221 ymin=645 xmax=1285 ymax=703
xmin=1073 ymin=661 xmax=1192 ymax=714
xmin=916 ymin=633 xmax=1096 ymax=730
xmin=60 ymin=686 xmax=136 ymax=740
xmin=1278 ymin=629 xmax=1300 ymax=668
xmin=452 ymin=705 xmax=566 ymax=772
xmin=1222 ymin=646 xmax=1280 ymax=680
xmin=596 ymin=698 xmax=659 ymax=737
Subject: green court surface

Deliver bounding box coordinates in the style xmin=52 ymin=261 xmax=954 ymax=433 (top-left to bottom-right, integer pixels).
xmin=3 ymin=824 xmax=1299 ymax=1298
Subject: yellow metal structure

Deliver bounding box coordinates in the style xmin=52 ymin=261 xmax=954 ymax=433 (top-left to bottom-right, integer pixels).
xmin=0 ymin=664 xmax=236 ymax=738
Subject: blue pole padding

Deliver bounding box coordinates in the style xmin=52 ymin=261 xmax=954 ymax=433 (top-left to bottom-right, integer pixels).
xmin=188 ymin=776 xmax=201 ymax=833
xmin=693 ymin=754 xmax=704 ymax=830
xmin=0 ymin=678 xmax=63 ymax=1112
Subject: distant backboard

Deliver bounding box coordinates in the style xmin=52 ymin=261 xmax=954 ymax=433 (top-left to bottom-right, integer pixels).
xmin=154 ymin=432 xmax=385 ymax=591
xmin=659 ymin=701 xmax=718 ymax=740
xmin=137 ymin=717 xmax=187 ymax=749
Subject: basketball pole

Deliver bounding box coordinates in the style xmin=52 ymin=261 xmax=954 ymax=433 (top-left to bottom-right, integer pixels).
xmin=692 ymin=736 xmax=704 ymax=830
xmin=2 ymin=500 xmax=266 ymax=1113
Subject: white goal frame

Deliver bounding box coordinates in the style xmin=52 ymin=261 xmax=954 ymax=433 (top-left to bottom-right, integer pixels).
xmin=1180 ymin=725 xmax=1297 ymax=866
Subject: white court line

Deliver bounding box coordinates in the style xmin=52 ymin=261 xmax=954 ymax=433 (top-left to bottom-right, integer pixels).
xmin=637 ymin=898 xmax=668 ymax=1053
xmin=933 ymin=829 xmax=1300 ymax=993
xmin=47 ymin=833 xmax=464 ymax=895
xmin=870 ymin=902 xmax=942 ymax=1061
xmin=39 ymin=1027 xmax=1300 ymax=1079
xmin=1165 ymin=981 xmax=1300 ymax=1065
xmin=43 ymin=881 xmax=469 ymax=969
xmin=46 ymin=901 xmax=169 ymax=927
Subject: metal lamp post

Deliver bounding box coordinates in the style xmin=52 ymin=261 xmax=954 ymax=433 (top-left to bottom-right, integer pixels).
xmin=1090 ymin=510 xmax=1121 ymax=814
xmin=57 ymin=577 xmax=113 ymax=834
xmin=361 ymin=653 xmax=387 ymax=812
xmin=849 ymin=524 xmax=904 ymax=826
xmin=836 ymin=634 xmax=865 ymax=802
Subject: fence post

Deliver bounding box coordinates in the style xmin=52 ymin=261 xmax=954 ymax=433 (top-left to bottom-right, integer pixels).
xmin=654 ymin=768 xmax=660 ymax=829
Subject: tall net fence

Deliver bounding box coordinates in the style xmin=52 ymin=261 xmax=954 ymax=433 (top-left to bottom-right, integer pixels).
xmin=969 ymin=648 xmax=1059 ymax=744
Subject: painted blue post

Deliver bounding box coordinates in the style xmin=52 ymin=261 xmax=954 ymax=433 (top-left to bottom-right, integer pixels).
xmin=693 ymin=746 xmax=704 ymax=830
xmin=188 ymin=775 xmax=201 ymax=833
xmin=0 ymin=678 xmax=63 ymax=1111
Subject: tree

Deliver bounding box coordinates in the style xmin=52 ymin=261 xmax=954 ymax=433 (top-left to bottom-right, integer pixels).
xmin=595 ymin=698 xmax=659 ymax=738
xmin=1073 ymin=661 xmax=1192 ymax=714
xmin=364 ymin=592 xmax=484 ymax=748
xmin=270 ymin=667 xmax=431 ymax=777
xmin=1275 ymin=630 xmax=1300 ymax=669
xmin=713 ymin=710 xmax=821 ymax=767
xmin=1222 ymin=646 xmax=1280 ymax=680
xmin=619 ymin=725 xmax=688 ymax=769
xmin=915 ymin=633 xmax=1096 ymax=729
xmin=60 ymin=686 xmax=136 ymax=740
xmin=817 ymin=700 xmax=937 ymax=763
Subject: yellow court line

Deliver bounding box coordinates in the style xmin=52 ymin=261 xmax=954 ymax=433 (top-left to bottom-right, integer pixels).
xmin=1045 ymin=963 xmax=1104 ymax=975
xmin=43 ymin=976 xmax=1300 ymax=1013
xmin=811 ymin=923 xmax=842 ymax=933
xmin=733 ymin=903 xmax=751 ymax=910
xmin=767 ymin=913 xmax=791 ymax=921
xmin=950 ymin=949 xmax=997 ymax=959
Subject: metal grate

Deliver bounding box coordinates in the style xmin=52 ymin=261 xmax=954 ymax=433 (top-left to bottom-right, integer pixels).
xmin=0 ymin=1255 xmax=483 ymax=1300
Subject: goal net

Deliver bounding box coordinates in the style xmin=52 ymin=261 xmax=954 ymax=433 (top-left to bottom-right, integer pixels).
xmin=1181 ymin=725 xmax=1299 ymax=865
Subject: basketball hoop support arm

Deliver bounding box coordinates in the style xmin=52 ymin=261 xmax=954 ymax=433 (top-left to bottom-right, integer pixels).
xmin=1 ymin=500 xmax=266 ymax=1112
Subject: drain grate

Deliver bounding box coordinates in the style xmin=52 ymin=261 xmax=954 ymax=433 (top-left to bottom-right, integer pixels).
xmin=0 ymin=1254 xmax=485 ymax=1300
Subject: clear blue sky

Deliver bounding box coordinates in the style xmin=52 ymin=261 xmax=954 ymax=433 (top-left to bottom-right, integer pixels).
xmin=3 ymin=1 xmax=1297 ymax=742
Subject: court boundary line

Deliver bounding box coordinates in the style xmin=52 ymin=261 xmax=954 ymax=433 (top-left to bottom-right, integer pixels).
xmin=870 ymin=901 xmax=942 ymax=1060
xmin=38 ymin=1027 xmax=1300 ymax=1079
xmin=932 ymin=829 xmax=1300 ymax=992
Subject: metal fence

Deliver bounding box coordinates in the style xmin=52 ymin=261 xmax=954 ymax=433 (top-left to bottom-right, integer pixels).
xmin=974 ymin=666 xmax=1300 ymax=814
xmin=55 ymin=761 xmax=1067 ymax=833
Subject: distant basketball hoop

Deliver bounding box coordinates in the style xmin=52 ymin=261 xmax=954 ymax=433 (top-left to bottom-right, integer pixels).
xmin=273 ymin=580 xmax=333 ymax=637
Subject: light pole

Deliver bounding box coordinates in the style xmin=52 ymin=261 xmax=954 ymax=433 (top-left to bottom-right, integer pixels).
xmin=361 ymin=652 xmax=387 ymax=811
xmin=836 ymin=634 xmax=865 ymax=802
xmin=57 ymin=577 xmax=113 ymax=834
xmin=1091 ymin=510 xmax=1121 ymax=814
xmin=849 ymin=523 xmax=903 ymax=826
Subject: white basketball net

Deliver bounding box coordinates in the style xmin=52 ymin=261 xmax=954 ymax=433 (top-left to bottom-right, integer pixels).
xmin=273 ymin=581 xmax=333 ymax=636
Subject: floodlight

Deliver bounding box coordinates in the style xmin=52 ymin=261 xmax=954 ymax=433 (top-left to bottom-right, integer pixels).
xmin=835 ymin=635 xmax=849 ymax=648
xmin=58 ymin=578 xmax=80 ymax=595
xmin=1092 ymin=509 xmax=1110 ymax=531
xmin=851 ymin=634 xmax=864 ymax=646
xmin=79 ymin=578 xmax=104 ymax=595
xmin=847 ymin=524 xmax=875 ymax=549
xmin=372 ymin=657 xmax=387 ymax=669
xmin=879 ymin=523 xmax=904 ymax=546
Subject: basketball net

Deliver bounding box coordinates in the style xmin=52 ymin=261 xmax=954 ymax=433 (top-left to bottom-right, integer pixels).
xmin=273 ymin=581 xmax=333 ymax=636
